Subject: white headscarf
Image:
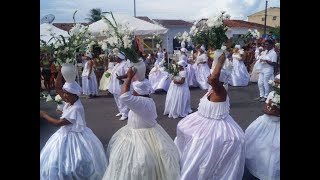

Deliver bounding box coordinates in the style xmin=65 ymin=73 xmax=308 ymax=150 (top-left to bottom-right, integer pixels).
xmin=117 ymin=52 xmax=125 ymax=60
xmin=132 ymin=79 xmax=153 ymax=95
xmin=85 ymin=51 xmax=93 ymax=59
xmin=200 ymin=45 xmax=206 ymax=52
xmin=63 ymin=81 xmax=82 ymax=96
xmin=178 ymin=60 xmax=188 ymax=67
xmin=180 ymin=48 xmax=187 ymax=53
xmin=235 ymin=45 xmax=241 ymax=49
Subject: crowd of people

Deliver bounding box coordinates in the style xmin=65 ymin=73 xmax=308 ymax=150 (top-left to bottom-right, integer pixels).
xmin=40 ymin=36 xmax=280 ymax=179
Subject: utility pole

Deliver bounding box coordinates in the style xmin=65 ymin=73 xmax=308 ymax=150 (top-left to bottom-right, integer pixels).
xmin=134 ymin=0 xmax=136 ymax=17
xmin=264 ymin=0 xmax=268 ymax=36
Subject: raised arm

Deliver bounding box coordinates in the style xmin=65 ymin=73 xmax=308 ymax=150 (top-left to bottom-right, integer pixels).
xmin=120 ymin=67 xmax=136 ymax=95
xmin=55 ymin=67 xmax=65 ymax=99
xmin=210 ymin=53 xmax=226 ymax=94
xmin=40 ymin=111 xmax=71 ymax=126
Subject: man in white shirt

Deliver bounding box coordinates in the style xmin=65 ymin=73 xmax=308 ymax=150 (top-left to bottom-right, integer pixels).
xmin=255 ymin=40 xmax=278 ymax=102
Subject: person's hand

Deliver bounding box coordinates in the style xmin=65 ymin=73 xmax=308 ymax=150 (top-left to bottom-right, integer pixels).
xmin=126 ymin=67 xmax=136 ymax=79
xmin=40 ymin=111 xmax=47 ymax=118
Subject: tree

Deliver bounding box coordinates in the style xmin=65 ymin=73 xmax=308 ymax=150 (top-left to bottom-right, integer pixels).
xmin=85 ymin=8 xmax=103 ymax=23
xmin=272 ymin=26 xmax=280 ymax=39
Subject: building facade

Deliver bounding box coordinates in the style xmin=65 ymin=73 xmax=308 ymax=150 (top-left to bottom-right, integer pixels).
xmin=247 ymin=7 xmax=280 ymax=27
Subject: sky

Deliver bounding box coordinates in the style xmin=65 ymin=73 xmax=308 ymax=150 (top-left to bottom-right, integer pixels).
xmin=40 ymin=0 xmax=280 ymax=23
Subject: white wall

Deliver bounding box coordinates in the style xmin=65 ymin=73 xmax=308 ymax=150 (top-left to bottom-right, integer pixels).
xmin=161 ymin=27 xmax=191 ymax=54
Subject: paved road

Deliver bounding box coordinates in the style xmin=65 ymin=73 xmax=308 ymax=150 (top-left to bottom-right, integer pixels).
xmin=40 ymin=82 xmax=263 ymax=180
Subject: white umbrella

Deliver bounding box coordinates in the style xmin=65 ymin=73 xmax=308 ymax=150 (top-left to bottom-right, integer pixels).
xmin=88 ymin=13 xmax=168 ymax=37
xmin=40 ymin=23 xmax=69 ymax=44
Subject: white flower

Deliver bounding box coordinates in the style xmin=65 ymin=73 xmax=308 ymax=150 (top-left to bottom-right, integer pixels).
xmin=55 ymin=95 xmax=62 ymax=102
xmin=156 ymin=44 xmax=160 ymax=48
xmin=221 ymin=46 xmax=227 ymax=51
xmin=54 ymin=51 xmax=57 ymax=54
xmin=46 ymin=95 xmax=53 ymax=102
xmin=268 ymin=80 xmax=274 ymax=85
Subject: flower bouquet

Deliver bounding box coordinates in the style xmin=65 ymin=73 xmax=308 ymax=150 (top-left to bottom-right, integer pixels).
xmin=268 ymin=79 xmax=280 ymax=108
xmin=165 ymin=62 xmax=180 ymax=80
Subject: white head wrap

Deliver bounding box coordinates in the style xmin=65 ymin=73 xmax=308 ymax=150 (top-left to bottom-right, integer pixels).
xmin=200 ymin=45 xmax=206 ymax=52
xmin=180 ymin=48 xmax=187 ymax=53
xmin=258 ymin=46 xmax=263 ymax=50
xmin=178 ymin=60 xmax=188 ymax=67
xmin=235 ymin=45 xmax=241 ymax=49
xmin=85 ymin=51 xmax=93 ymax=59
xmin=132 ymin=79 xmax=153 ymax=95
xmin=117 ymin=52 xmax=125 ymax=60
xmin=63 ymin=81 xmax=82 ymax=96
xmin=275 ymin=74 xmax=280 ymax=80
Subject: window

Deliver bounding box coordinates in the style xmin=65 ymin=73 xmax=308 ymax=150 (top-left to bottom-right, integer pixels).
xmin=261 ymin=18 xmax=265 ymax=21
xmin=273 ymin=16 xmax=277 ymax=20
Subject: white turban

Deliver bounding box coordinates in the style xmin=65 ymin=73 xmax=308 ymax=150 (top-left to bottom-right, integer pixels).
xmin=85 ymin=51 xmax=93 ymax=59
xmin=235 ymin=45 xmax=241 ymax=49
xmin=132 ymin=79 xmax=153 ymax=95
xmin=200 ymin=45 xmax=206 ymax=52
xmin=258 ymin=46 xmax=263 ymax=50
xmin=178 ymin=60 xmax=188 ymax=67
xmin=117 ymin=52 xmax=125 ymax=60
xmin=63 ymin=81 xmax=82 ymax=96
xmin=180 ymin=48 xmax=187 ymax=53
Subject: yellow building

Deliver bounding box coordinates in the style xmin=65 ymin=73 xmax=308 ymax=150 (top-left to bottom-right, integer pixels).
xmin=247 ymin=7 xmax=280 ymax=27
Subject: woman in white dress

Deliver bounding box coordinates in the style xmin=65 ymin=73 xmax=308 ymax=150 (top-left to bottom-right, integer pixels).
xmin=164 ymin=60 xmax=192 ymax=119
xmin=82 ymin=52 xmax=99 ymax=97
xmin=245 ymin=76 xmax=280 ymax=180
xmin=99 ymin=55 xmax=116 ymax=91
xmin=174 ymin=52 xmax=245 ymax=180
xmin=229 ymin=45 xmax=250 ymax=86
xmin=148 ymin=52 xmax=171 ymax=92
xmin=103 ymin=67 xmax=180 ymax=180
xmin=180 ymin=48 xmax=197 ymax=87
xmin=193 ymin=45 xmax=211 ymax=90
xmin=40 ymin=70 xmax=107 ymax=180
xmin=250 ymin=46 xmax=264 ymax=83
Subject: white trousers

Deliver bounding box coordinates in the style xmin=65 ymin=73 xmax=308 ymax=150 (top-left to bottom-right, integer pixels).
xmin=258 ymin=71 xmax=274 ymax=98
xmin=113 ymin=94 xmax=129 ymax=117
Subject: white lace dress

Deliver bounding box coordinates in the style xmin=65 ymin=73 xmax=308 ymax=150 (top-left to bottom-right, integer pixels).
xmin=163 ymin=70 xmax=192 ymax=118
xmin=174 ymin=93 xmax=245 ymax=180
xmin=148 ymin=59 xmax=171 ymax=92
xmin=103 ymin=92 xmax=180 ymax=180
xmin=40 ymin=99 xmax=107 ymax=180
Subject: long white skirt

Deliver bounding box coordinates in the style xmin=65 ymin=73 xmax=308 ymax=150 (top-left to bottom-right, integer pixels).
xmin=250 ymin=61 xmax=260 ymax=83
xmin=82 ymin=73 xmax=99 ymax=95
xmin=245 ymin=114 xmax=280 ymax=180
xmin=99 ymin=70 xmax=112 ymax=91
xmin=40 ymin=126 xmax=107 ymax=180
xmin=103 ymin=124 xmax=180 ymax=180
xmin=164 ymin=82 xmax=192 ymax=118
xmin=186 ymin=64 xmax=198 ymax=87
xmin=148 ymin=68 xmax=171 ymax=92
xmin=193 ymin=63 xmax=210 ymax=90
xmin=174 ymin=113 xmax=245 ymax=180
xmin=229 ymin=60 xmax=250 ymax=86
